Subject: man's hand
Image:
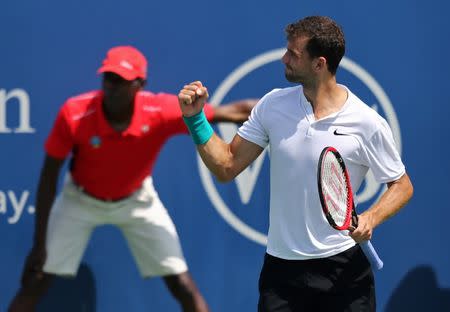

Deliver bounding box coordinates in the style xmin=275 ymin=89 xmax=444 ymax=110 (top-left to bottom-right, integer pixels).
xmin=349 ymin=212 xmax=375 ymax=243
xmin=21 ymin=244 xmax=47 ymax=286
xmin=178 ymin=81 xmax=209 ymax=117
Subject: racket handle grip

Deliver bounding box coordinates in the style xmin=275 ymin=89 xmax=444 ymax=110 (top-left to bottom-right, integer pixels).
xmin=359 ymin=241 xmax=384 ymax=270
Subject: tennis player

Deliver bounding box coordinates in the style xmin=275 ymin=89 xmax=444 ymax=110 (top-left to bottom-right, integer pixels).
xmin=178 ymin=16 xmax=413 ymax=311
xmin=8 ymin=45 xmax=256 ymax=312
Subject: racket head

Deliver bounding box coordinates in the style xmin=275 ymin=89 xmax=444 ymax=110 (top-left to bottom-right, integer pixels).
xmin=317 ymin=146 xmax=355 ymax=230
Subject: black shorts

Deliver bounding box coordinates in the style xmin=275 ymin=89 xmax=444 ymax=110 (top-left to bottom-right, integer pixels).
xmin=258 ymin=245 xmax=375 ymax=312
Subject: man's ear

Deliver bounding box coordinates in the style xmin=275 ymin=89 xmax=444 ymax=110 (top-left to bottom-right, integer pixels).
xmin=314 ymin=56 xmax=327 ymax=72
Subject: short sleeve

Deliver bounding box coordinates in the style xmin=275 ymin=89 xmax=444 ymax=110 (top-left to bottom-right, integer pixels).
xmin=361 ymin=119 xmax=405 ymax=183
xmin=153 ymin=93 xmax=187 ymax=134
xmin=237 ymin=97 xmax=269 ymax=148
xmin=44 ymin=107 xmax=74 ymax=159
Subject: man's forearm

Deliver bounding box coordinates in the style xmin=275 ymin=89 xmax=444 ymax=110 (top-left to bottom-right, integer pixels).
xmin=197 ymin=134 xmax=236 ymax=183
xmin=33 ymin=177 xmax=59 ymax=247
xmin=212 ymin=99 xmax=258 ymax=123
xmin=365 ymin=173 xmax=413 ymax=228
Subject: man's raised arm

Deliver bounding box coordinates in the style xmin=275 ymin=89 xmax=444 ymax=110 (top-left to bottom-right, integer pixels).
xmin=178 ymin=81 xmax=263 ymax=182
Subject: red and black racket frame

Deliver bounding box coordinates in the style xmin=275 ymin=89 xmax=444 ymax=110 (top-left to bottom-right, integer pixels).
xmin=317 ymin=146 xmax=359 ymax=231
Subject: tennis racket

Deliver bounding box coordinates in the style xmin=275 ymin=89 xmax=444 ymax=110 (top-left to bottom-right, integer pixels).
xmin=317 ymin=146 xmax=384 ymax=270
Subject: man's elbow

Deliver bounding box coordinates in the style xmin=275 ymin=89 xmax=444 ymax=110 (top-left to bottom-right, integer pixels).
xmin=400 ymin=173 xmax=414 ymax=204
xmin=213 ymin=168 xmax=237 ymax=183
xmin=405 ymin=180 xmax=414 ymax=203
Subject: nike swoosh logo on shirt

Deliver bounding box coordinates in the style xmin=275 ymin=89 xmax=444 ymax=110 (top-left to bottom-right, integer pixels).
xmin=333 ymin=129 xmax=350 ymax=136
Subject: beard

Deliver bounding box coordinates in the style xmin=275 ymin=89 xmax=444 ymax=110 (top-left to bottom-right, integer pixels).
xmin=284 ymin=66 xmax=312 ymax=85
xmin=284 ymin=69 xmax=303 ymax=83
xmin=285 ymin=72 xmax=301 ymax=83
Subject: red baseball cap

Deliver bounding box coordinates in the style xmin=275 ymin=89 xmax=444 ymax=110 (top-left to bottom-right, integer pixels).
xmin=97 ymin=46 xmax=147 ymax=81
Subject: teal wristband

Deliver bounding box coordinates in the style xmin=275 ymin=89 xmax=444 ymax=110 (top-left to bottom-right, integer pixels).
xmin=183 ymin=110 xmax=214 ymax=145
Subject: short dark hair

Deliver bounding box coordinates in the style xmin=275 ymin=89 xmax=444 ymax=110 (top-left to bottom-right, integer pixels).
xmin=285 ymin=16 xmax=345 ymax=74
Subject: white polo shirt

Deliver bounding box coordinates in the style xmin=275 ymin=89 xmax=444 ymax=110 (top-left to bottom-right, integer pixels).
xmin=237 ymin=85 xmax=405 ymax=260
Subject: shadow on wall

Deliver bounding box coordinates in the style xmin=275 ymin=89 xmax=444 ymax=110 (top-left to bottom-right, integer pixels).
xmin=37 ymin=263 xmax=96 ymax=312
xmin=385 ymin=265 xmax=450 ymax=312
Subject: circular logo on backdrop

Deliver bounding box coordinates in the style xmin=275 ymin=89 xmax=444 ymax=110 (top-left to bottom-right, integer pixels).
xmin=198 ymin=48 xmax=402 ymax=246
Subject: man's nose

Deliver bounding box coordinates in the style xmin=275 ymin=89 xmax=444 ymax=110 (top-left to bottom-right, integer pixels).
xmin=281 ymin=53 xmax=288 ymax=64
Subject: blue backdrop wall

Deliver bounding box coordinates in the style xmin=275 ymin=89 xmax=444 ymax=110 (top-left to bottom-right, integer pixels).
xmin=1 ymin=0 xmax=449 ymax=311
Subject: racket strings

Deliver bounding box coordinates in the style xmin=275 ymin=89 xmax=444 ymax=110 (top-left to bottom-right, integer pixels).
xmin=322 ymin=153 xmax=350 ymax=227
